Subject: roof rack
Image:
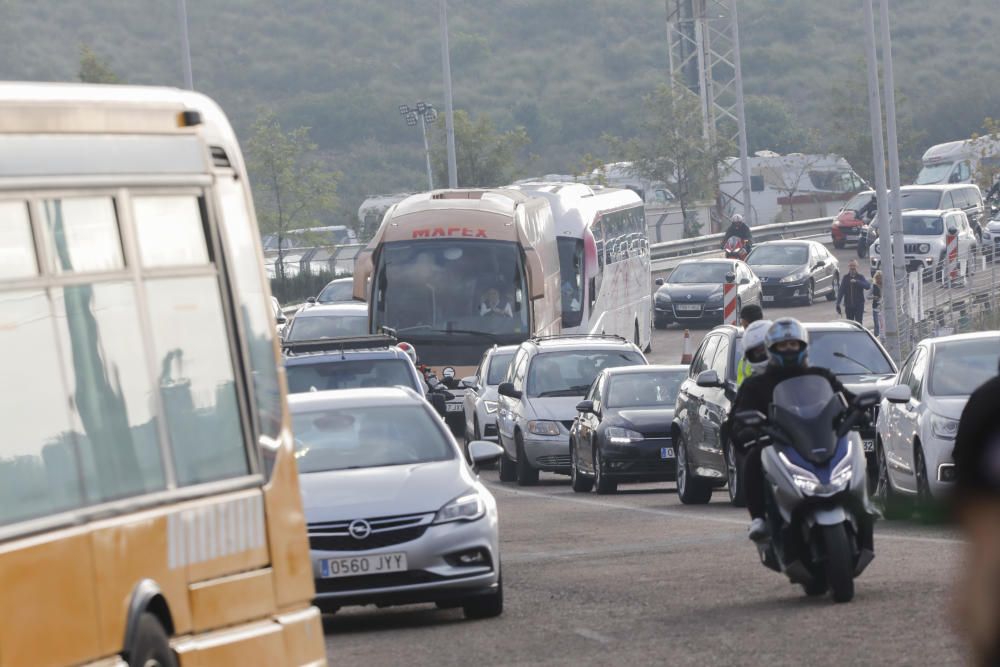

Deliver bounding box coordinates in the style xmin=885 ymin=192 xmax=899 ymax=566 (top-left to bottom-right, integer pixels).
xmin=529 ymin=333 xmax=629 ymax=344
xmin=282 ymin=334 xmax=398 ymax=356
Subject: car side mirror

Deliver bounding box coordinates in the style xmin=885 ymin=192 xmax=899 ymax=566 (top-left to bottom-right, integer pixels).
xmin=276 ymin=315 xmax=287 ymax=324
xmin=813 ymin=262 xmax=824 ymax=270
xmin=468 ymin=440 xmax=504 ymax=465
xmin=696 ymin=369 xmax=721 ymax=388
xmin=654 ymin=277 xmax=664 ymax=286
xmin=498 ymin=382 xmax=522 ymax=400
xmin=883 ymin=385 xmax=912 ymax=404
xmin=854 ymin=391 xmax=881 ymax=410
xmin=739 ymin=277 xmax=750 ymax=285
xmin=306 ymin=296 xmax=317 ymax=304
xmin=576 ymin=400 xmax=595 ymax=414
xmin=460 ymin=376 xmax=478 ymax=390
xmin=734 ymin=410 xmax=766 ymax=428
xmin=429 ymin=392 xmax=448 ymax=416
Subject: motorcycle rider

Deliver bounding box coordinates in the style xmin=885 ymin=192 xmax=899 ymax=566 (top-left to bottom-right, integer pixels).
xmin=727 ymin=318 xmax=857 ymax=542
xmin=721 ymin=213 xmax=752 ymax=250
xmin=736 ymin=317 xmax=770 ymax=387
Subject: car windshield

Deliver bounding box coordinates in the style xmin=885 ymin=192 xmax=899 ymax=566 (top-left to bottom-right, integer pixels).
xmin=902 ymin=215 xmax=944 ymax=236
xmin=286 ymin=359 xmax=417 ymax=393
xmin=915 ymin=163 xmax=954 ymax=185
xmin=317 ymin=280 xmax=354 ymax=303
xmin=843 ymin=192 xmax=872 ymax=212
xmin=292 ymin=404 xmax=453 ymax=473
xmin=747 ymin=245 xmax=808 ymax=266
xmin=668 ymin=262 xmax=731 ymax=284
xmin=899 ymin=190 xmax=942 ymax=210
xmin=929 ymin=338 xmax=1000 ymax=396
xmin=487 ymin=351 xmax=515 ymax=385
xmin=808 ymin=331 xmax=895 ymax=376
xmin=286 ymin=313 xmax=368 ymax=341
xmin=606 ymin=370 xmax=686 ymax=408
xmin=527 ymin=349 xmax=646 ymax=398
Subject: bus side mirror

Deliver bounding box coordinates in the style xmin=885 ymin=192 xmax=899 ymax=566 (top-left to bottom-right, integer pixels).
xmin=524 ymin=248 xmax=545 ymax=301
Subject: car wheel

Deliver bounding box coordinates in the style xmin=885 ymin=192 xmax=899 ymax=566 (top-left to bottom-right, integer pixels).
xmin=463 ymin=569 xmax=503 ymax=619
xmin=570 ymin=441 xmax=594 ymax=493
xmin=594 ymin=448 xmax=617 ymax=494
xmin=873 ymin=438 xmax=910 ymax=520
xmin=801 ymin=279 xmax=814 ymax=306
xmin=725 ymin=439 xmax=746 ymax=507
xmin=676 ymin=433 xmax=712 ymax=504
xmin=826 ymin=273 xmax=839 ymax=301
xmin=128 ymin=612 xmax=177 ymax=667
xmin=515 ymin=432 xmax=538 ymax=486
xmin=914 ymin=444 xmax=941 ymax=523
xmin=498 ymin=440 xmax=518 ymax=483
xmin=654 ymin=315 xmax=668 ymax=330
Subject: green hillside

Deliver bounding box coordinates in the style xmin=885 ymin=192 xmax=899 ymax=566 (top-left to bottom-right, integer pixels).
xmin=1 ymin=0 xmax=997 ymax=224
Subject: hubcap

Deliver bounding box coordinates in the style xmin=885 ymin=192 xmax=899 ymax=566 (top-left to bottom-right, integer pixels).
xmin=595 ymin=450 xmax=602 ymax=486
xmin=727 ymin=442 xmax=737 ymax=495
xmin=677 ymin=440 xmax=687 ymax=493
xmin=875 ymin=444 xmax=889 ymax=504
xmin=916 ymin=449 xmax=929 ymax=501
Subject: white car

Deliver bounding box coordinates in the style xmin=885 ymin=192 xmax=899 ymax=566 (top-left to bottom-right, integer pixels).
xmin=869 ymin=209 xmax=978 ymax=279
xmin=290 ymin=387 xmax=505 ymax=618
xmin=461 ymin=345 xmax=518 ymax=445
xmin=874 ymin=331 xmax=1000 ymax=516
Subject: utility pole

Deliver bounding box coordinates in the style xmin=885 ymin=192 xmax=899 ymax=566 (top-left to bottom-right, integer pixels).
xmin=879 ymin=0 xmax=907 ymax=322
xmin=439 ymin=0 xmax=458 ymax=188
xmin=729 ymin=0 xmax=752 ymax=227
xmin=176 ymin=0 xmax=194 ymax=89
xmin=862 ymin=0 xmax=901 ymax=362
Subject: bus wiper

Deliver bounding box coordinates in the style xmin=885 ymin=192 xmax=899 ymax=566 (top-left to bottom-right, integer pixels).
xmin=426 ymin=328 xmax=503 ymax=344
xmin=832 ymin=351 xmax=875 ymax=374
xmin=536 ymin=389 xmax=584 ymax=397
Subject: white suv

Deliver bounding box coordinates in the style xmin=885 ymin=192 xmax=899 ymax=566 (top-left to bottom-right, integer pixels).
xmin=869 ymin=209 xmax=978 ymax=279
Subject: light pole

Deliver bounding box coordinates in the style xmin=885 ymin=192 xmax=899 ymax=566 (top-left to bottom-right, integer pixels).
xmin=439 ymin=0 xmax=458 ymax=188
xmin=176 ymin=0 xmax=194 ymax=89
xmin=400 ymin=103 xmax=439 ymax=191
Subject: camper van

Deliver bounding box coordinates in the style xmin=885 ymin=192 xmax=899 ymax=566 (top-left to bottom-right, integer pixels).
xmin=719 ymin=152 xmax=867 ymax=226
xmin=915 ymin=136 xmax=1000 ymax=186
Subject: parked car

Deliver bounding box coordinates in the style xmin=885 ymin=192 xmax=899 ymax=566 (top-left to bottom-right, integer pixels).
xmin=869 ymin=209 xmax=978 ymax=280
xmin=496 ymin=334 xmax=647 ymax=485
xmin=310 ymin=277 xmax=356 ymax=305
xmin=874 ymin=331 xmax=1000 ymax=517
xmin=746 ymin=240 xmax=840 ymax=306
xmin=831 ymin=189 xmax=875 ymax=248
xmin=569 ymin=365 xmax=688 ymax=494
xmin=653 ymin=258 xmax=762 ymax=329
xmin=283 ymin=302 xmax=369 ymax=341
xmin=291 ymin=387 xmax=505 ymax=619
xmin=461 ymin=345 xmax=518 ymax=445
xmin=982 ymin=216 xmax=1000 ymax=261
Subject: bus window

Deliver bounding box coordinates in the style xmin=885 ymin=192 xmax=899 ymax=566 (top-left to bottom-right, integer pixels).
xmin=39 ymin=197 xmax=124 ymax=274
xmin=557 ymin=237 xmax=584 ymax=328
xmin=133 ymin=195 xmax=209 ymax=267
xmin=0 ymin=201 xmax=37 ymax=279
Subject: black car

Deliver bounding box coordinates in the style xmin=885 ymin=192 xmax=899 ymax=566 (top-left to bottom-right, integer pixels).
xmin=653 ymin=259 xmax=763 ymax=329
xmin=746 ymin=240 xmax=840 ymax=306
xmin=569 ymin=365 xmax=688 ymax=494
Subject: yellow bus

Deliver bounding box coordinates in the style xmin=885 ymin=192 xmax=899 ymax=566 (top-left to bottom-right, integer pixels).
xmin=0 ymin=83 xmax=325 ymax=667
xmin=352 ymin=189 xmax=561 ymax=430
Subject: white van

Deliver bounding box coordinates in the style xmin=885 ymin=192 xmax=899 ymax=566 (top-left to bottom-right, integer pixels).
xmin=915 ymin=136 xmax=1000 ymax=186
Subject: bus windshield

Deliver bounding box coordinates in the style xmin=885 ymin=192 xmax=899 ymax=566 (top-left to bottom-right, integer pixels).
xmin=557 ymin=237 xmax=584 ymax=327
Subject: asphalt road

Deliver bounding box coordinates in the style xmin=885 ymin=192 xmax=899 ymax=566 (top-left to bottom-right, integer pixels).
xmin=322 ymin=243 xmax=969 ymax=665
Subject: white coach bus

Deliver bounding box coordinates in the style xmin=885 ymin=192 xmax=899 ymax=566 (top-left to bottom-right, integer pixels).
xmin=507 ymin=182 xmax=651 ymax=351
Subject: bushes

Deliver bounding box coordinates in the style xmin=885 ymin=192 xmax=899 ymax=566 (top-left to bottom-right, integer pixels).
xmin=270 ymin=270 xmax=348 ymax=305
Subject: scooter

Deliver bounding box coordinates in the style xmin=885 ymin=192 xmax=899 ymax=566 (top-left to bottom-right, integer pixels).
xmin=723 ymin=235 xmax=751 ymax=261
xmin=733 ymin=375 xmax=881 ymax=603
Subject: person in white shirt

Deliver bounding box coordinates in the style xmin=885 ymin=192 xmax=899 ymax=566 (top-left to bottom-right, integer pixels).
xmin=479 ymin=287 xmax=512 ymax=318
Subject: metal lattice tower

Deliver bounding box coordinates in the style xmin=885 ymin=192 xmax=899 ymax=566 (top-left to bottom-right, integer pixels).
xmin=665 ymin=0 xmax=752 ymax=227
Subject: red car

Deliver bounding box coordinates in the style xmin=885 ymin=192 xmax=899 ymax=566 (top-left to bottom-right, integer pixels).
xmin=830 ymin=190 xmax=874 ymax=248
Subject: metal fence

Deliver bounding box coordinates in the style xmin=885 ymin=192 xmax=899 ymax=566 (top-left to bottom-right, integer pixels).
xmin=264 ymin=244 xmax=365 ymax=280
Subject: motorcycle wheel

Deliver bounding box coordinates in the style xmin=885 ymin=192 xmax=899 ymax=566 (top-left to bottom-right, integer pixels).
xmin=801 ymin=576 xmax=828 ymax=597
xmin=821 ymin=523 xmax=855 ymax=603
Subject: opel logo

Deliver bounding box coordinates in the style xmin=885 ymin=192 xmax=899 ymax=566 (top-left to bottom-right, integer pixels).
xmin=348 ymin=519 xmax=371 ymax=540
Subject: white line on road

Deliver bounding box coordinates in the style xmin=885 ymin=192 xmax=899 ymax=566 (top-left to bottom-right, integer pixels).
xmin=574 ymin=628 xmax=614 ymax=645
xmin=487 ymin=482 xmax=963 ymax=546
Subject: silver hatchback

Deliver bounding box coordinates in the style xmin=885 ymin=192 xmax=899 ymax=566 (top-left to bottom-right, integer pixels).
xmin=289 ymin=387 xmax=505 ymax=619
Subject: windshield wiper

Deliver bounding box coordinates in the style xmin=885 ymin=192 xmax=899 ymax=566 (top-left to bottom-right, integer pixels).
xmin=832 ymin=351 xmax=876 ymax=374
xmin=426 ymin=328 xmax=503 ymax=344
xmin=536 ymin=389 xmax=586 ymax=397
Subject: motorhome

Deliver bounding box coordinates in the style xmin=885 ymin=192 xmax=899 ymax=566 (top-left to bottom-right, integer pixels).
xmin=915 ymin=136 xmax=1000 ymax=186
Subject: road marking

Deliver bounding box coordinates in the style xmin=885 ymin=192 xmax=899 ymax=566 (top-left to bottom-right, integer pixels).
xmin=574 ymin=628 xmax=614 ymax=645
xmin=487 ymin=482 xmax=963 ymax=546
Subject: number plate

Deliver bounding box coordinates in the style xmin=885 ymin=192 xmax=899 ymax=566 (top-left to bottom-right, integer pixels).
xmin=675 ymin=304 xmax=701 ymax=311
xmin=762 ymin=295 xmax=775 ymax=302
xmin=660 ymin=447 xmax=675 ymax=459
xmin=446 ymin=403 xmax=463 ymax=412
xmin=321 ymin=552 xmax=407 ymax=579
xmin=863 ymin=439 xmax=875 ymax=453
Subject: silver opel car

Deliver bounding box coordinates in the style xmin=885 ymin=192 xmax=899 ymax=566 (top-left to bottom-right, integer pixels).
xmin=289 ymin=387 xmax=505 ymax=619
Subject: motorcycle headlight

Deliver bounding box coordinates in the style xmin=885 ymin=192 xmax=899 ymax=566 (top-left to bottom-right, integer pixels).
xmin=527 ymin=420 xmax=561 ymax=436
xmin=606 ymin=427 xmax=645 ymax=444
xmin=434 ymin=490 xmax=485 ymax=524
xmin=484 ymin=400 xmax=498 ymax=414
xmin=931 ymin=414 xmax=959 ymax=440
xmin=779 ymin=451 xmax=821 ymax=495
xmin=829 ymin=440 xmax=854 ymax=489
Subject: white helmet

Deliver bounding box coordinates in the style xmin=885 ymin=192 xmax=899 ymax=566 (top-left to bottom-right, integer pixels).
xmin=743 ymin=319 xmax=772 ymax=373
xmin=731 ymin=213 xmax=744 ymax=224
xmin=396 ymin=341 xmax=418 ymax=366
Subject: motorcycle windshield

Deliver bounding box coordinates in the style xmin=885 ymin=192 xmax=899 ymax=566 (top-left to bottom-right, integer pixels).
xmin=769 ymin=375 xmax=845 ymax=464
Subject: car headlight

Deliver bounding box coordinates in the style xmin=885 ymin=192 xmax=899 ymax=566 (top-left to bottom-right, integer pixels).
xmin=434 ymin=491 xmax=485 ymax=524
xmin=606 ymin=427 xmax=645 ymax=444
xmin=918 ymin=243 xmax=930 ymax=253
xmin=707 ymin=290 xmax=724 ymax=304
xmin=484 ymin=400 xmax=498 ymax=414
xmin=527 ymin=420 xmax=561 ymax=436
xmin=655 ymin=293 xmax=672 ymax=304
xmin=931 ymin=414 xmax=959 ymax=440
xmin=780 ymin=271 xmax=808 ymax=283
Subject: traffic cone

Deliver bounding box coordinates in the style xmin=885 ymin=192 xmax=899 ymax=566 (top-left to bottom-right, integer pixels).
xmin=680 ymin=329 xmax=693 ymax=364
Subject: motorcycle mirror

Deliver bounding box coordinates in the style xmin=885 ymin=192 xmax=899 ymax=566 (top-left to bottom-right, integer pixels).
xmin=655 ymin=277 xmax=664 ymax=286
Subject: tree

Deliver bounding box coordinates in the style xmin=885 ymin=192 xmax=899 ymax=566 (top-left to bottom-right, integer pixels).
xmin=78 ymin=45 xmax=120 ymax=84
xmin=246 ymin=108 xmax=339 ymax=281
xmin=757 ymin=153 xmax=824 ymax=223
xmin=968 ymin=117 xmax=1000 ymax=193
xmin=606 ymin=84 xmax=730 ymax=237
xmin=430 ymin=110 xmax=530 ymax=187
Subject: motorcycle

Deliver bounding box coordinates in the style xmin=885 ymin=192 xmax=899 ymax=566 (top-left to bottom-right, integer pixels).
xmin=723 ymin=235 xmax=751 ymax=261
xmin=733 ymin=375 xmax=881 ymax=603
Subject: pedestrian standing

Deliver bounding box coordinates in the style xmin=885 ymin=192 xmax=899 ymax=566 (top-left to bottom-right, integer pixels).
xmin=871 ymin=270 xmax=883 ymax=338
xmin=835 ymin=259 xmax=871 ymax=324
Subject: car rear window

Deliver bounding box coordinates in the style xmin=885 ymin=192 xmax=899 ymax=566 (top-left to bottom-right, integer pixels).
xmin=808 ymin=331 xmax=895 ymax=376
xmin=286 ymin=313 xmax=368 ymax=340
xmin=317 ymin=280 xmax=354 ymax=303
xmin=606 ymin=370 xmax=686 ymax=408
xmin=487 ymin=351 xmax=515 ymax=385
xmin=527 ymin=349 xmax=646 ymax=398
xmin=286 ymin=359 xmax=417 ymax=393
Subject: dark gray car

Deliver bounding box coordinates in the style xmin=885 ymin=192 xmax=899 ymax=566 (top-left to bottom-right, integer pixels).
xmin=653 ymin=259 xmax=762 ymax=329
xmin=746 ymin=240 xmax=839 ymax=306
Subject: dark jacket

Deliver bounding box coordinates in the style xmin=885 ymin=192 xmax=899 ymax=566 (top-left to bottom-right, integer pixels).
xmin=836 ymin=272 xmax=871 ymax=309
xmin=721 ymin=222 xmax=752 ymax=246
xmin=728 ymin=364 xmax=855 ymax=449
xmin=953 ymin=373 xmax=1000 ymax=506
xmin=871 ymin=283 xmax=882 ymax=310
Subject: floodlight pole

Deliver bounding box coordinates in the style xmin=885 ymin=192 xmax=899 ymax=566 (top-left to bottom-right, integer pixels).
xmin=439 ymin=0 xmax=458 ymax=188
xmin=420 ymin=113 xmax=434 ymax=191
